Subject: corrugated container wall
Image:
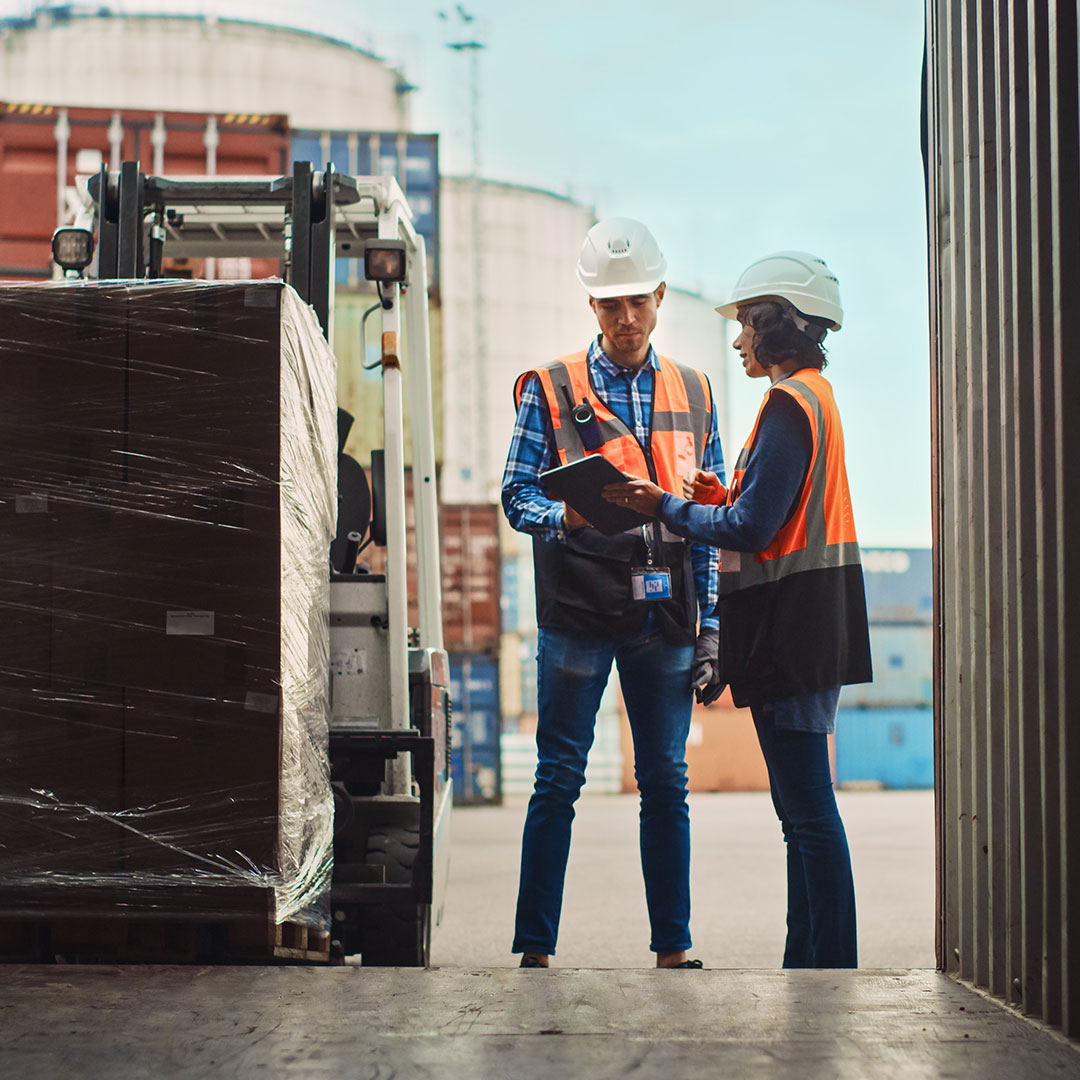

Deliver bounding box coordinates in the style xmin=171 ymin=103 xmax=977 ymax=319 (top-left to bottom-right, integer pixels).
xmin=0 ymin=13 xmax=408 ymax=131
xmin=925 ymin=0 xmax=1079 ymax=1036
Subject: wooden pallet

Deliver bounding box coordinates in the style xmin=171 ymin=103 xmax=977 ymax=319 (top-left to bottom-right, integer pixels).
xmin=0 ymin=915 xmax=331 ymax=965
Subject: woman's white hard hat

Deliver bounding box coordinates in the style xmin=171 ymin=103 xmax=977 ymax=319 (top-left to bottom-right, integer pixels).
xmin=715 ymin=251 xmax=843 ymax=330
xmin=576 ymin=217 xmax=668 ymax=299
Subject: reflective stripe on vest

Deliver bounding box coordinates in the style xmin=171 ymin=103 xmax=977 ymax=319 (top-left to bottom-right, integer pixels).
xmin=514 ymin=350 xmax=713 ymax=493
xmin=718 ymin=369 xmax=860 ymax=596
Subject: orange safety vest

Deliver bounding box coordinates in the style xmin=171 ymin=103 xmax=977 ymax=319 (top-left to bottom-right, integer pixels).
xmin=715 ymin=368 xmax=871 ymax=702
xmin=514 ymin=348 xmax=714 ymax=644
xmin=514 ymin=349 xmax=713 ymax=490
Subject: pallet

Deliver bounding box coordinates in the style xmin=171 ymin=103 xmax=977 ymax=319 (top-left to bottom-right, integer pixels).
xmin=0 ymin=915 xmax=331 ymax=965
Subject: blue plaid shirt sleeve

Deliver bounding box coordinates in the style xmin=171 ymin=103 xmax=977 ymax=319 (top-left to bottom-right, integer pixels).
xmin=693 ymin=390 xmax=725 ymax=631
xmin=501 ymin=375 xmax=567 ymax=543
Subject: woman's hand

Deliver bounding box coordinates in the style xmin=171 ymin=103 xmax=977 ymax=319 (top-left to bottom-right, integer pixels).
xmin=682 ymin=469 xmax=728 ymax=505
xmin=602 ymin=478 xmax=664 ymax=517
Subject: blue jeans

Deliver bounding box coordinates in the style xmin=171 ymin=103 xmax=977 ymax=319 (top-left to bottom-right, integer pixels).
xmin=513 ymin=622 xmax=695 ymax=955
xmin=751 ymin=702 xmax=858 ymax=967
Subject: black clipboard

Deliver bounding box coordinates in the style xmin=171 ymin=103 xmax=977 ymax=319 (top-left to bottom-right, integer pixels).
xmin=540 ymin=456 xmax=652 ymax=536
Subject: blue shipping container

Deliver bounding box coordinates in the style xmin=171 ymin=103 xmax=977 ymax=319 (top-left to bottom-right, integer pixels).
xmin=834 ymin=707 xmax=934 ymax=790
xmin=860 ymin=547 xmax=933 ymax=625
xmin=449 ymin=654 xmax=501 ymax=804
xmin=839 ymin=623 xmax=932 ymax=709
xmin=290 ymin=130 xmax=440 ymax=291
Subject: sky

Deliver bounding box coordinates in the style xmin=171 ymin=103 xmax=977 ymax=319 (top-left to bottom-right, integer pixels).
xmin=345 ymin=0 xmax=932 ymax=548
xmin=3 ymin=1 xmax=932 ymax=547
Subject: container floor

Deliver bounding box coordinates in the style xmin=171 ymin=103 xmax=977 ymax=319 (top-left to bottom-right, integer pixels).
xmin=3 ymin=965 xmax=1076 ymax=1078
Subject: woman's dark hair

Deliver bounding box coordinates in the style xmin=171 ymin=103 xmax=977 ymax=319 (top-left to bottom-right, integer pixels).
xmin=741 ymin=300 xmax=830 ymax=371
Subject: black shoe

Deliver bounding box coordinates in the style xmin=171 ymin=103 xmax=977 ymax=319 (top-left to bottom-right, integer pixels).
xmin=671 ymin=959 xmax=704 ymax=969
xmin=519 ymin=955 xmax=548 ymax=968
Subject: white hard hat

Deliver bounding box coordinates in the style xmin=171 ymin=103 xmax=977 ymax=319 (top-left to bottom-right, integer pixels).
xmin=715 ymin=251 xmax=843 ymax=330
xmin=576 ymin=217 xmax=667 ymax=299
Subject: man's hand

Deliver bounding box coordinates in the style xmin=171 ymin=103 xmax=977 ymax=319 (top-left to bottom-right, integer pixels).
xmin=691 ymin=626 xmax=725 ymax=705
xmin=563 ymin=503 xmax=591 ymax=531
xmin=601 ymin=478 xmax=664 ymax=517
xmin=682 ymin=469 xmax=728 ymax=505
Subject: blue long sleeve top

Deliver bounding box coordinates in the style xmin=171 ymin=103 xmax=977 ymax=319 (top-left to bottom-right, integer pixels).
xmin=657 ymin=387 xmax=840 ymax=733
xmin=657 ymin=390 xmax=810 ymax=553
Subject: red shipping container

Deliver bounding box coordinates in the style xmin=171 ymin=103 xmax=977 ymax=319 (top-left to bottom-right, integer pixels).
xmin=360 ymin=475 xmax=501 ymax=653
xmin=0 ymin=102 xmax=288 ymax=279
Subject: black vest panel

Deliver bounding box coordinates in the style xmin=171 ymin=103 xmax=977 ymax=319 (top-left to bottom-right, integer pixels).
xmin=717 ymin=562 xmax=872 ymax=706
xmin=532 ymin=529 xmax=697 ymax=645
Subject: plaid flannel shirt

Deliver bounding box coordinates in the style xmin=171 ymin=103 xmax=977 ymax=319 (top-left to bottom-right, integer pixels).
xmin=501 ymin=336 xmax=724 ymax=629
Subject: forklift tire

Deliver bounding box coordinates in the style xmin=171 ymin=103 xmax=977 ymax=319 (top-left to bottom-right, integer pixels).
xmin=359 ymin=825 xmax=431 ymax=967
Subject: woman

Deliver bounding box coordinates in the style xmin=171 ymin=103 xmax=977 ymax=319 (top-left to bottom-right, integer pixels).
xmin=603 ymin=251 xmax=872 ymax=968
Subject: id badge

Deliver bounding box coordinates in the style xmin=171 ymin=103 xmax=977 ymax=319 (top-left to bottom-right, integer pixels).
xmin=631 ymin=566 xmax=672 ymax=602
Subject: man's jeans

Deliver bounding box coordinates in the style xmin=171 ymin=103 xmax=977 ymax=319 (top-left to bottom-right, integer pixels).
xmin=512 ymin=622 xmax=695 ymax=956
xmin=751 ymin=703 xmax=858 ymax=968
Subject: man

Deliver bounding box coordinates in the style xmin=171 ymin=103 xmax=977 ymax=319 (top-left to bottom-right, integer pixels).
xmin=502 ymin=217 xmax=725 ymax=969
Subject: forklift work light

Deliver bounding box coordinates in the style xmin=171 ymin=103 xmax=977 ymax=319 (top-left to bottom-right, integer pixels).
xmin=51 ymin=227 xmax=95 ymax=272
xmin=363 ymin=240 xmax=407 ymax=283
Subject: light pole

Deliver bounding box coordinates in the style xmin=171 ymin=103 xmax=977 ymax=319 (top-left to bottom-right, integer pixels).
xmin=441 ymin=7 xmax=488 ymax=798
xmin=441 ymin=6 xmax=487 ymax=506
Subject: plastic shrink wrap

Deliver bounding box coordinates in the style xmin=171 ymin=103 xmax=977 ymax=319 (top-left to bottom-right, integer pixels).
xmin=0 ymin=280 xmax=337 ymax=928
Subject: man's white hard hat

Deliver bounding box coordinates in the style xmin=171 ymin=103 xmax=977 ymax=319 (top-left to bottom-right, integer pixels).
xmin=715 ymin=251 xmax=843 ymax=330
xmin=576 ymin=217 xmax=668 ymax=299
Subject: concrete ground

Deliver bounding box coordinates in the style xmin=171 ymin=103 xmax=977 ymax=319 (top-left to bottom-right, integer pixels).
xmin=433 ymin=790 xmax=937 ymax=969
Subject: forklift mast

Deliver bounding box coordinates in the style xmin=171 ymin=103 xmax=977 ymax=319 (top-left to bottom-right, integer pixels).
xmin=91 ymin=160 xmax=339 ymax=336
xmin=84 ymin=161 xmax=452 ymax=965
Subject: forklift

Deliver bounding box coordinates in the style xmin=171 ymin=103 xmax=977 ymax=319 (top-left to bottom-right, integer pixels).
xmin=53 ymin=160 xmax=453 ymax=966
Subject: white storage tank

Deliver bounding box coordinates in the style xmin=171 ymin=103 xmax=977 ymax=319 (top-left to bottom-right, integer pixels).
xmin=0 ymin=7 xmax=408 ymax=131
xmin=439 ymin=174 xmax=728 ymax=504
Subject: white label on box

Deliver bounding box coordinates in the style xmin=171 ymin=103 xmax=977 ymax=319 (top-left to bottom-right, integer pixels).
xmin=166 ymin=610 xmax=215 ymax=636
xmin=244 ymin=691 xmax=279 ymax=715
xmin=15 ymin=495 xmax=48 ymax=514
xmin=244 ymin=286 xmax=278 ymax=308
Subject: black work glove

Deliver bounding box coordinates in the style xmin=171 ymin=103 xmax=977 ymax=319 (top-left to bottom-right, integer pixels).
xmin=691 ymin=626 xmax=725 ymax=706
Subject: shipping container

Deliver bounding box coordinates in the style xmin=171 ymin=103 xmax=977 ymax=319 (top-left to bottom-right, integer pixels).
xmin=617 ymin=691 xmax=770 ymax=794
xmin=503 ymin=720 xmax=623 ymax=797
xmin=925 ymin=0 xmax=1080 ymax=1035
xmin=449 ymin=654 xmax=501 ymax=805
xmin=860 ymin=547 xmax=934 ymax=625
xmin=440 ymin=505 xmax=501 ymax=654
xmin=839 ymin=624 xmax=933 ymax=709
xmin=835 ymin=708 xmax=934 ymax=791
xmin=291 ymin=130 xmax=439 ymax=293
xmin=0 ymin=102 xmax=288 ymax=278
xmin=360 ymin=488 xmax=501 ymax=654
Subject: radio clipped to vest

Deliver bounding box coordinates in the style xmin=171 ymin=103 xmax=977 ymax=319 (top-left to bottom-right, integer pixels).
xmin=630 ymin=523 xmax=671 ymax=602
xmin=571 ymin=396 xmax=604 ymax=452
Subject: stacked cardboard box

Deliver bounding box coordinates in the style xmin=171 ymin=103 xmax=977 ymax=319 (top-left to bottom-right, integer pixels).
xmin=0 ymin=280 xmax=336 ymax=924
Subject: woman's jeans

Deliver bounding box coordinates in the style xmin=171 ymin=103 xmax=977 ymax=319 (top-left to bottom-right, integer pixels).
xmin=751 ymin=702 xmax=858 ymax=968
xmin=512 ymin=622 xmax=695 ymax=956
